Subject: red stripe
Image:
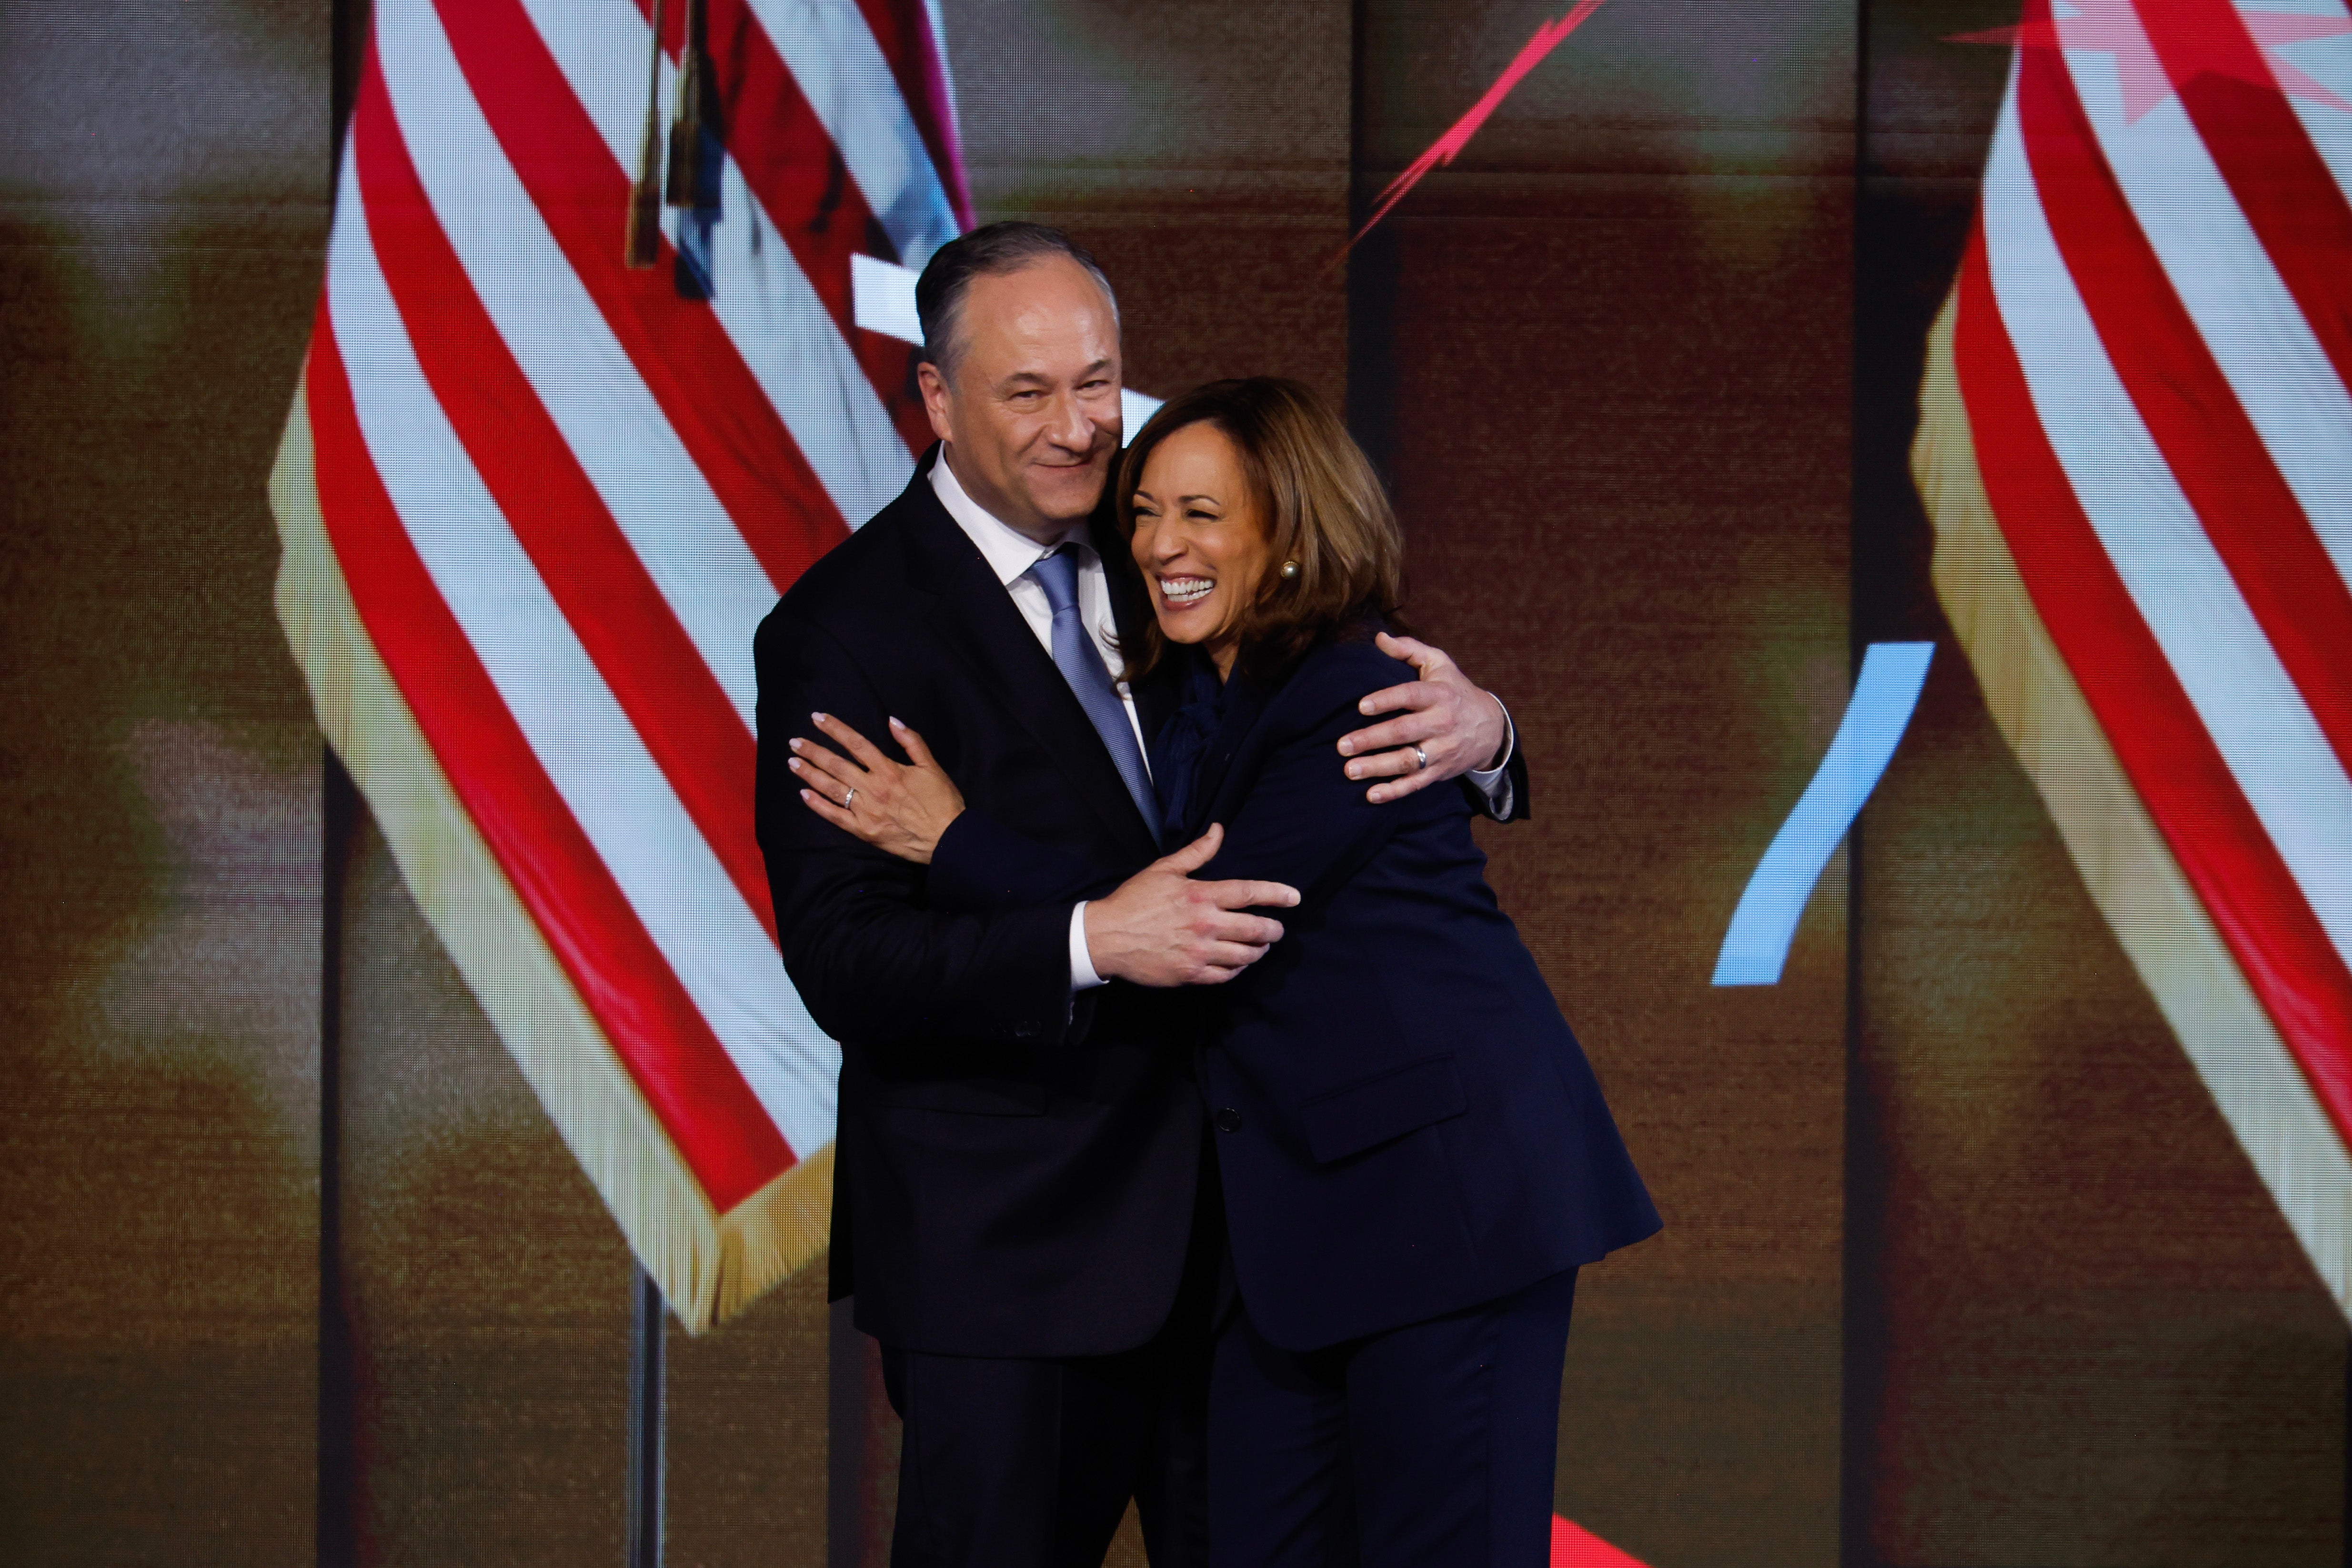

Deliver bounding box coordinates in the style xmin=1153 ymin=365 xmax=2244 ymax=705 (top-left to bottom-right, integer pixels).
xmin=711 ymin=0 xmax=935 ymax=456
xmin=1952 ymin=226 xmax=2352 ymax=1149
xmin=2136 ymin=0 xmax=2352 ymax=397
xmin=637 ymin=0 xmax=936 ymax=458
xmin=848 ymin=0 xmax=975 ymax=228
xmin=2012 ymin=0 xmax=2352 ymax=781
xmin=432 ymin=0 xmax=852 ymax=587
xmin=351 ymin=50 xmax=778 ymax=950
xmin=306 ymin=304 xmax=793 ymax=1209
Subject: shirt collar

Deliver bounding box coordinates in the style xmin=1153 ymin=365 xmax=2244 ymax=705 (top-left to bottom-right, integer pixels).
xmin=931 ymin=445 xmax=1093 ymax=588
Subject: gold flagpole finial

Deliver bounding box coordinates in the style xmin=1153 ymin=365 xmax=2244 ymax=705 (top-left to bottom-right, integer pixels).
xmin=624 ymin=0 xmax=667 ymax=268
xmin=665 ymin=0 xmax=709 ymax=210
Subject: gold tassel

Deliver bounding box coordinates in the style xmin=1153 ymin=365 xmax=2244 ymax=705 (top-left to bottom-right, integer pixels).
xmin=665 ymin=0 xmax=708 ymax=210
xmin=624 ymin=0 xmax=666 ymax=268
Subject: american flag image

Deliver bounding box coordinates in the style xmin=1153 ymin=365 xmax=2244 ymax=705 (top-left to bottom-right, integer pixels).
xmin=1916 ymin=0 xmax=2352 ymax=1310
xmin=269 ymin=0 xmax=966 ymax=1329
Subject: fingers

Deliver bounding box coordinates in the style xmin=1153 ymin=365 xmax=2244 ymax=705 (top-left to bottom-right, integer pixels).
xmin=787 ymin=738 xmax=865 ymax=797
xmin=1348 ymin=678 xmax=1439 ymax=724
xmin=1373 ymin=631 xmax=1450 ymax=676
xmin=811 ymin=711 xmax=892 ymax=772
xmin=1156 ymin=823 xmax=1225 ymax=874
xmin=1189 ymin=942 xmax=1272 ymax=973
xmin=1202 ymin=878 xmax=1300 ymax=912
xmin=1200 ymin=912 xmax=1287 ymax=948
xmin=1365 ymin=769 xmax=1443 ymax=805
xmin=797 ymin=786 xmax=862 ymax=835
xmin=888 ymin=716 xmax=941 ymax=772
xmin=1340 ymin=745 xmax=1423 ymax=784
xmin=1337 ymin=706 xmax=1442 ymax=760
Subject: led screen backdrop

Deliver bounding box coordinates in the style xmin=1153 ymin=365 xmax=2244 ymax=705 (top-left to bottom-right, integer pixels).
xmin=3 ymin=0 xmax=2348 ymax=1564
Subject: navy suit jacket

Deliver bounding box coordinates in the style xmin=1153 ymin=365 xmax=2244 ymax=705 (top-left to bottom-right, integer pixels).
xmin=934 ymin=635 xmax=1659 ymax=1352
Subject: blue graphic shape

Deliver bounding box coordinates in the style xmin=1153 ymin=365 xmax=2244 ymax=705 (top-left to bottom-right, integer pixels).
xmin=1712 ymin=641 xmax=1934 ymax=986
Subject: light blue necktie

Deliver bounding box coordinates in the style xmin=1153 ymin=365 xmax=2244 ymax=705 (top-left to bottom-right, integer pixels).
xmin=1030 ymin=544 xmax=1162 ymax=843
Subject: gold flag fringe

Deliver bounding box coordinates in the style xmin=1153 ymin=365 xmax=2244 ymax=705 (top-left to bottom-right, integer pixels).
xmin=1914 ymin=293 xmax=2352 ymax=1319
xmin=269 ymin=369 xmax=831 ymax=1331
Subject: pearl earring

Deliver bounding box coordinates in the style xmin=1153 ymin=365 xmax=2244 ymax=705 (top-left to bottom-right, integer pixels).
xmin=1279 ymin=560 xmax=1300 ymax=581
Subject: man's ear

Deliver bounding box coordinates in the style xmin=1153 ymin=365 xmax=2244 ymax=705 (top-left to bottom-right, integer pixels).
xmin=916 ymin=361 xmax=955 ymax=446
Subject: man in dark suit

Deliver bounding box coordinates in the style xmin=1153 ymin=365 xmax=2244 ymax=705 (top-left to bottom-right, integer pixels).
xmin=754 ymin=223 xmax=1525 ymax=1568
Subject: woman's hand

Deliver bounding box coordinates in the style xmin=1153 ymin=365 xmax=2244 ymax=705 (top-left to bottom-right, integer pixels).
xmin=790 ymin=714 xmax=965 ymax=865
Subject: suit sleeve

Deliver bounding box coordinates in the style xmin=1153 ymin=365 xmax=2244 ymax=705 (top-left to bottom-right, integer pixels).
xmin=1458 ymin=717 xmax=1532 ymax=823
xmin=755 ymin=606 xmax=1076 ymax=1049
xmin=928 ymin=804 xmax=1130 ymax=913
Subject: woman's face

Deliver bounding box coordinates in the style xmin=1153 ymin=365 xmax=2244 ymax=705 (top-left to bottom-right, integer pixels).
xmin=1130 ymin=421 xmax=1273 ymax=672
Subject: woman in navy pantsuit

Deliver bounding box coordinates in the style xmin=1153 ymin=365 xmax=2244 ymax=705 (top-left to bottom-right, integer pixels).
xmin=797 ymin=379 xmax=1659 ymax=1567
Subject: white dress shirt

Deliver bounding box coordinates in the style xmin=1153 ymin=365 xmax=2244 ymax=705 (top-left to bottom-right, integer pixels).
xmin=930 ymin=448 xmax=1515 ymax=993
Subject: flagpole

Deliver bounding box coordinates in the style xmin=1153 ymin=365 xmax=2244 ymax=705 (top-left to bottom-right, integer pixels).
xmin=320 ymin=5 xmax=367 ymax=1559
xmin=628 ymin=1261 xmax=666 ymax=1568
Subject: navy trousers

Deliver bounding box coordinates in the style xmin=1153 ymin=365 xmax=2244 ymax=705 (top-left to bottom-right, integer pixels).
xmin=877 ymin=1156 xmax=1222 ymax=1568
xmin=1207 ymin=1267 xmax=1579 ymax=1568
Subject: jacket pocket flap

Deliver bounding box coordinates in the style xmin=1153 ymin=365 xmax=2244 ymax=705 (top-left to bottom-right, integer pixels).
xmin=1297 ymin=1055 xmax=1465 ymax=1164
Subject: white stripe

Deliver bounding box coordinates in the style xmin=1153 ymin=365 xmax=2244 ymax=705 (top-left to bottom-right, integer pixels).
xmin=852 ymin=251 xmax=925 ymax=344
xmin=2254 ymin=0 xmax=2352 ymax=206
xmin=326 ymin=149 xmax=840 ymax=1159
xmin=1980 ymin=67 xmax=2352 ymax=967
xmin=371 ymin=0 xmax=770 ymax=731
xmin=2062 ymin=15 xmax=2352 ymax=590
xmin=923 ymin=0 xmax=961 ymax=148
xmin=516 ymin=0 xmax=914 ymax=531
xmin=738 ymin=0 xmax=961 ymax=266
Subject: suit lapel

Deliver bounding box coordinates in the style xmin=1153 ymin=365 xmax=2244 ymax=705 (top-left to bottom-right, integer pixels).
xmin=1184 ymin=669 xmax=1271 ymax=839
xmin=900 ymin=451 xmax=1162 ymax=861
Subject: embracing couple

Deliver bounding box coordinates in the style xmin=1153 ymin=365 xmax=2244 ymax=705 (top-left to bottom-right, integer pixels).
xmin=754 ymin=223 xmax=1659 ymax=1568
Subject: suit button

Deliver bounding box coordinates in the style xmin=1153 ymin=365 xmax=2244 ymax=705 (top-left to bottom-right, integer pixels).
xmin=1214 ymin=1107 xmax=1243 ymax=1133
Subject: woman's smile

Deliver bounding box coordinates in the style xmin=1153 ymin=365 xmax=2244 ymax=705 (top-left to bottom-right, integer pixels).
xmin=1155 ymin=573 xmax=1216 ymax=610
xmin=1130 ymin=420 xmax=1273 ymax=677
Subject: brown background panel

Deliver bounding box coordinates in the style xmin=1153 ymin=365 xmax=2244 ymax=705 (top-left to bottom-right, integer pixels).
xmin=1353 ymin=1 xmax=1856 ymax=1560
xmin=662 ymin=1275 xmax=833 ymax=1567
xmin=949 ymin=0 xmax=1354 ymax=404
xmin=329 ymin=818 xmax=641 ymax=1562
xmin=0 ymin=0 xmax=332 ymax=1559
xmin=1850 ymin=2 xmax=2349 ymax=1562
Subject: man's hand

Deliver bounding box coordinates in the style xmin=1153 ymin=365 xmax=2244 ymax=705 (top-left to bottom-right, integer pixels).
xmin=1084 ymin=825 xmax=1301 ymax=987
xmin=1335 ymin=633 xmax=1510 ymax=804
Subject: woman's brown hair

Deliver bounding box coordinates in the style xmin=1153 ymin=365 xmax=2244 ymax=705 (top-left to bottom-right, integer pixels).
xmin=1116 ymin=377 xmax=1405 ymax=680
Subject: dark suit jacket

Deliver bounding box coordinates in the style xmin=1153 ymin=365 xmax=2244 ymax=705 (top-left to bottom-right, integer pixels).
xmin=933 ymin=637 xmax=1659 ymax=1353
xmin=754 ymin=448 xmax=1201 ymax=1359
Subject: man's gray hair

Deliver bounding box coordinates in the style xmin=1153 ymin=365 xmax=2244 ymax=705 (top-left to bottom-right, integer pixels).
xmin=915 ymin=221 xmax=1119 ymax=384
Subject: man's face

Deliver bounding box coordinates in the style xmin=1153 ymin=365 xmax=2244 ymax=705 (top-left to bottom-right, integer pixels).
xmin=920 ymin=257 xmax=1123 ymax=544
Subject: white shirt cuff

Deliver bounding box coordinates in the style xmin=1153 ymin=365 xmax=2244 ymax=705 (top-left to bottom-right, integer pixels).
xmin=1069 ymin=902 xmax=1106 ymax=992
xmin=1466 ymin=701 xmax=1516 ymax=816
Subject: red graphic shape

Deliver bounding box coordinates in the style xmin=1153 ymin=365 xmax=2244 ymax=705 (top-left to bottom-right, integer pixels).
xmin=1553 ymin=1513 xmax=1648 ymax=1567
xmin=1336 ymin=0 xmax=1612 ymax=262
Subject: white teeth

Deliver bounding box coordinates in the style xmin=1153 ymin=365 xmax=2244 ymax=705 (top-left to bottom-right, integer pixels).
xmin=1161 ymin=577 xmax=1214 ymax=604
